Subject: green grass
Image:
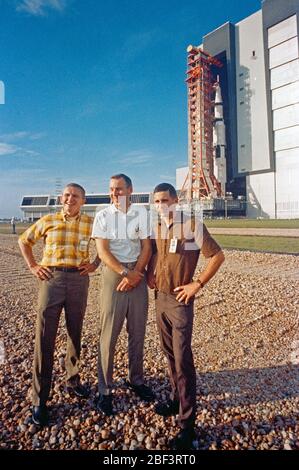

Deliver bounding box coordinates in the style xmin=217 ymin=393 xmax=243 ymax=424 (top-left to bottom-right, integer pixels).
xmin=213 ymin=234 xmax=299 ymax=254
xmin=3 ymin=219 xmax=299 ymax=233
xmin=205 ymin=219 xmax=299 ymax=229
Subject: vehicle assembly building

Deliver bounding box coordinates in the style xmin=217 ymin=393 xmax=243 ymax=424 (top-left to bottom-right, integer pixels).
xmin=177 ymin=0 xmax=299 ymax=219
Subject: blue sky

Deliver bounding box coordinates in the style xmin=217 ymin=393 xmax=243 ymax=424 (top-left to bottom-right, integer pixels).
xmin=0 ymin=0 xmax=261 ymax=217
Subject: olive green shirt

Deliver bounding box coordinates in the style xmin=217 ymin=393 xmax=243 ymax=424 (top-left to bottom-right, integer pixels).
xmin=152 ymin=215 xmax=221 ymax=295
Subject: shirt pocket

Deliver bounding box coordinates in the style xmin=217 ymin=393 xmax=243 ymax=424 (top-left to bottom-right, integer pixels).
xmin=44 ymin=242 xmax=55 ymax=257
xmin=78 ymin=238 xmax=89 ymax=253
xmin=178 ymin=238 xmax=199 ymax=253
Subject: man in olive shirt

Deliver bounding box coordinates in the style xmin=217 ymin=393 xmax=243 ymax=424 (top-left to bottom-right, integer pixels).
xmin=147 ymin=183 xmax=225 ymax=450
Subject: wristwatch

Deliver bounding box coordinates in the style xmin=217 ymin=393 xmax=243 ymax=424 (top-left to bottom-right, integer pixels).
xmin=120 ymin=267 xmax=129 ymax=277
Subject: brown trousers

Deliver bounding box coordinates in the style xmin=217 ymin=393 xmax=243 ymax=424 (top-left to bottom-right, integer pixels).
xmin=98 ymin=265 xmax=148 ymax=395
xmin=156 ymin=291 xmax=196 ymax=429
xmin=32 ymin=271 xmax=89 ymax=405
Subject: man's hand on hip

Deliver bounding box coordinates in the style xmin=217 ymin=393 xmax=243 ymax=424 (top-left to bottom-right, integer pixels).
xmin=78 ymin=262 xmax=97 ymax=275
xmin=174 ymin=281 xmax=202 ymax=304
xmin=30 ymin=265 xmax=53 ymax=281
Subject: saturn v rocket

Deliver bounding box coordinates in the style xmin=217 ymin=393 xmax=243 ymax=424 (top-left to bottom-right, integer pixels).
xmin=213 ymin=77 xmax=227 ymax=195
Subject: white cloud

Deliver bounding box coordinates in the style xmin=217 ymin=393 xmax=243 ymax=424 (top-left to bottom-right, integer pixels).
xmin=0 ymin=143 xmax=18 ymax=156
xmin=0 ymin=131 xmax=30 ymax=141
xmin=0 ymin=131 xmax=45 ymax=157
xmin=24 ymin=149 xmax=41 ymax=156
xmin=0 ymin=131 xmax=46 ymax=142
xmin=117 ymin=150 xmax=152 ymax=166
xmin=0 ymin=141 xmax=40 ymax=158
xmin=16 ymin=0 xmax=67 ymax=16
xmin=29 ymin=132 xmax=47 ymax=141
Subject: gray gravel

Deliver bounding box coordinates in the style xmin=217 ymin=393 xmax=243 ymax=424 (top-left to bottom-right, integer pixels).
xmin=0 ymin=234 xmax=298 ymax=450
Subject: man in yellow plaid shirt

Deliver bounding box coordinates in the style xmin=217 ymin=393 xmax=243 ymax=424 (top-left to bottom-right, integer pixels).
xmin=19 ymin=183 xmax=100 ymax=426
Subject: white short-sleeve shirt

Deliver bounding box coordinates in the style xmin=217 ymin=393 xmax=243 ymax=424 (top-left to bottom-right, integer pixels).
xmin=92 ymin=204 xmax=150 ymax=263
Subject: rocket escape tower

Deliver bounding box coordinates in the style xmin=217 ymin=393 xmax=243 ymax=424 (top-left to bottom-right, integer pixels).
xmin=186 ymin=45 xmax=223 ymax=201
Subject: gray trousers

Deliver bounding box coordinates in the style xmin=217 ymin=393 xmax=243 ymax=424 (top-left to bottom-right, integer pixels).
xmin=32 ymin=271 xmax=89 ymax=406
xmin=98 ymin=265 xmax=148 ymax=395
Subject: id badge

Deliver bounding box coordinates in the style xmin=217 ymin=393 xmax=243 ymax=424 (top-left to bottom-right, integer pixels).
xmin=79 ymin=239 xmax=89 ymax=251
xmin=169 ymin=237 xmax=178 ymax=253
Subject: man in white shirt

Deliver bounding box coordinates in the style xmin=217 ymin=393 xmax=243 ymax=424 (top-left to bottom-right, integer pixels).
xmin=92 ymin=174 xmax=154 ymax=415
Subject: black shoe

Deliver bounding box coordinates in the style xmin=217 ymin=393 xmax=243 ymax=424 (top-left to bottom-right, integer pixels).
xmin=125 ymin=381 xmax=155 ymax=402
xmin=67 ymin=383 xmax=90 ymax=398
xmin=155 ymin=399 xmax=179 ymax=417
xmin=32 ymin=405 xmax=49 ymax=427
xmin=97 ymin=394 xmax=113 ymax=416
xmin=169 ymin=428 xmax=196 ymax=450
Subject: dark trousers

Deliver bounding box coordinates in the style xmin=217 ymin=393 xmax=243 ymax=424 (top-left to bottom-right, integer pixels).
xmin=32 ymin=271 xmax=89 ymax=405
xmin=156 ymin=291 xmax=196 ymax=429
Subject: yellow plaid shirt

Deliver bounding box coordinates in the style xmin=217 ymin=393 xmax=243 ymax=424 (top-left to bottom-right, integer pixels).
xmin=19 ymin=210 xmax=93 ymax=267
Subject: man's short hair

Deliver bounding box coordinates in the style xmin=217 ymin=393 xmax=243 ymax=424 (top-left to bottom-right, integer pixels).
xmin=110 ymin=173 xmax=132 ymax=188
xmin=153 ymin=183 xmax=177 ymax=198
xmin=64 ymin=183 xmax=86 ymax=198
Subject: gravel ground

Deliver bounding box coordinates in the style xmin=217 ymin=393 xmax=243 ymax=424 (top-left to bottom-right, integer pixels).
xmin=0 ymin=234 xmax=298 ymax=451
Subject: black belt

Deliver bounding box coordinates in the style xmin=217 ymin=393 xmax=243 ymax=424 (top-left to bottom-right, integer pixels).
xmin=49 ymin=266 xmax=79 ymax=273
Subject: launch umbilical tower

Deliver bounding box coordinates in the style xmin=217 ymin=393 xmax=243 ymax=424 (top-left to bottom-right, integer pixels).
xmin=185 ymin=46 xmax=223 ymax=202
